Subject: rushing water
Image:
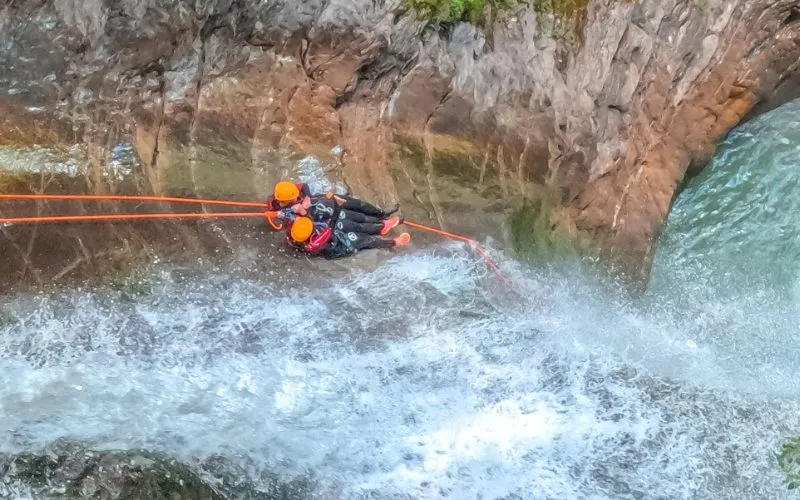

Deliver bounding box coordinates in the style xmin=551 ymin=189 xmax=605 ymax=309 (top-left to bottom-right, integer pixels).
xmin=1 ymin=100 xmax=800 ymax=499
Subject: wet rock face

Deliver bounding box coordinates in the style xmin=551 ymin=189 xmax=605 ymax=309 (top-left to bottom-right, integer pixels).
xmin=1 ymin=0 xmax=798 ymax=273
xmin=0 ymin=442 xmax=224 ymax=499
xmin=0 ymin=441 xmax=318 ymax=499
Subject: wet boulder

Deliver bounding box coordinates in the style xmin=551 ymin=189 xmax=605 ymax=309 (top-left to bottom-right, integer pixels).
xmin=0 ymin=441 xmax=223 ymax=499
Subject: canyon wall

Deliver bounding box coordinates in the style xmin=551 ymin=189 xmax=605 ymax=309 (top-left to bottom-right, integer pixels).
xmin=1 ymin=0 xmax=798 ymax=276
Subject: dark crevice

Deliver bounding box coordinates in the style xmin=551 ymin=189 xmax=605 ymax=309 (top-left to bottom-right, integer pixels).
xmin=301 ymin=0 xmax=331 ymax=72
xmin=436 ymin=22 xmax=458 ymax=41
xmin=608 ymin=104 xmax=625 ymax=113
xmin=744 ymin=37 xmax=767 ymax=60
xmin=392 ymin=8 xmax=406 ymax=25
xmin=301 ymin=36 xmax=313 ymax=78
xmin=187 ymin=19 xmax=209 ymax=201
xmin=334 ymin=88 xmax=356 ymax=109
xmin=333 ymin=35 xmax=418 ymax=110
xmin=424 ymin=87 xmax=453 ymax=136
xmin=783 ymin=6 xmax=800 ymax=26
xmin=671 ymin=52 xmax=695 ymax=84
xmin=741 ymin=70 xmax=800 ymax=124
xmin=135 ymin=61 xmax=165 ymax=78
xmin=149 ymin=73 xmax=167 ymax=169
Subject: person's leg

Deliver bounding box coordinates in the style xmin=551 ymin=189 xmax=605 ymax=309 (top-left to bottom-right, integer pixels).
xmin=321 ymin=244 xmax=353 ymax=259
xmin=339 ymin=210 xmax=402 ymax=235
xmin=335 ymin=219 xmax=383 ymax=235
xmin=352 ymin=233 xmax=396 ymax=251
xmin=323 ymin=231 xmax=410 ymax=259
xmin=338 ymin=209 xmax=381 ymax=224
xmin=337 ymin=196 xmax=396 ymax=218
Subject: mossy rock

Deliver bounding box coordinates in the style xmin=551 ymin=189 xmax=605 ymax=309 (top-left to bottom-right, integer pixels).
xmin=779 ymin=437 xmax=800 ymax=490
xmin=0 ymin=442 xmax=224 ymax=499
xmin=407 ymin=0 xmax=521 ymax=26
xmin=407 ymin=0 xmax=590 ymax=42
xmin=106 ymin=268 xmax=154 ymax=301
xmin=508 ymin=194 xmax=583 ymax=263
xmin=0 ymin=441 xmax=318 ymax=500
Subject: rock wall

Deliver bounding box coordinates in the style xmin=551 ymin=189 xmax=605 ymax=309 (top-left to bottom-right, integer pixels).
xmin=0 ymin=440 xmax=312 ymax=499
xmin=1 ymin=0 xmax=798 ymax=273
xmin=0 ymin=442 xmax=225 ymax=499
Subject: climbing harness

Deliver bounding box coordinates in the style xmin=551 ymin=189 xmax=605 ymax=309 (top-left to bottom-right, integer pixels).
xmin=0 ymin=193 xmax=515 ymax=290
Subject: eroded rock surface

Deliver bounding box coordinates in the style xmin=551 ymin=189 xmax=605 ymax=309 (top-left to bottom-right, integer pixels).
xmin=0 ymin=440 xmax=316 ymax=499
xmin=0 ymin=441 xmax=224 ymax=499
xmin=1 ymin=0 xmax=799 ymax=278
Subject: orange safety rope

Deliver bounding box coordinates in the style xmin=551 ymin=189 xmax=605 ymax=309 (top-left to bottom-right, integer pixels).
xmin=0 ymin=193 xmax=513 ymax=289
xmin=265 ymin=212 xmax=284 ymax=231
xmin=0 ymin=193 xmax=268 ymax=208
xmin=405 ymin=220 xmax=515 ymax=290
xmin=404 ymin=221 xmax=475 ymax=244
xmin=0 ymin=212 xmax=267 ymax=224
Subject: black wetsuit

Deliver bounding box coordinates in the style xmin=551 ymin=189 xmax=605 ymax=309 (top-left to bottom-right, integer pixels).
xmin=322 ymin=230 xmax=395 ymax=259
xmin=306 ymin=196 xmax=341 ymax=225
xmin=306 ymin=196 xmax=395 ymax=259
xmin=308 ymin=196 xmax=385 ymax=235
xmin=335 ymin=195 xmax=392 ymax=218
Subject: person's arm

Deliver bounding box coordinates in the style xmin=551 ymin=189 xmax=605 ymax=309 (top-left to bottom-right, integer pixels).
xmin=289 ymin=197 xmax=311 ymax=216
xmin=265 ymin=196 xmax=280 ymax=211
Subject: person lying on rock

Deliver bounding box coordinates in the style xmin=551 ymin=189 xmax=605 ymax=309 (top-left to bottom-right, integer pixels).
xmin=267 ymin=180 xmax=399 ymax=223
xmin=286 ymin=215 xmax=410 ymax=259
xmin=302 ymin=190 xmax=403 ymax=236
xmin=269 ymin=185 xmax=403 ymax=235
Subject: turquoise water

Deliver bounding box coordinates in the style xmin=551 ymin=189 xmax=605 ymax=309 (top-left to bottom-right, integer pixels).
xmin=641 ymin=98 xmax=800 ymax=401
xmin=651 ymin=98 xmax=800 ymax=293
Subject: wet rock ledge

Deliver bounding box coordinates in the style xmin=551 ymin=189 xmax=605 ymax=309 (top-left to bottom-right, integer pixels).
xmin=0 ymin=443 xmax=222 ymax=499
xmin=0 ymin=0 xmax=798 ymax=278
xmin=0 ymin=441 xmax=310 ymax=499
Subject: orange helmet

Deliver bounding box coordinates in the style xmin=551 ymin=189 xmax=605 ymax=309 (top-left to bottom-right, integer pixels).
xmin=274 ymin=181 xmax=300 ymax=203
xmin=290 ymin=216 xmax=314 ymax=243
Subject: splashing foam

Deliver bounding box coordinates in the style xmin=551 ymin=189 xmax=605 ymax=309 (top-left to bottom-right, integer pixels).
xmin=0 ymin=241 xmax=798 ymax=498
xmin=2 ymin=97 xmax=800 ymax=499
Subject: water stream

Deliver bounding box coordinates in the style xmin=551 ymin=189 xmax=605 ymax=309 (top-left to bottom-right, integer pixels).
xmin=1 ymin=100 xmax=800 ymax=498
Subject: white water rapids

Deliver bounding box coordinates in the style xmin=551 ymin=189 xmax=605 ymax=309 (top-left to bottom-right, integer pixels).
xmin=2 ymin=100 xmax=800 ymax=498
xmin=0 ymin=242 xmax=798 ymax=498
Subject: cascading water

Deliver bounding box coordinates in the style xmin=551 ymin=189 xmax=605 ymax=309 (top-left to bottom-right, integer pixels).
xmin=2 ymin=100 xmax=800 ymax=498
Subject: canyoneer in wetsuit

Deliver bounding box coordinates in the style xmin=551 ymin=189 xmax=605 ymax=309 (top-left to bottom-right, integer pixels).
xmin=285 ymin=208 xmax=410 ymax=260
xmin=305 ymin=194 xmax=402 ymax=237
xmin=265 ymin=180 xmax=312 ymax=212
xmin=266 ymin=180 xmax=400 ymax=232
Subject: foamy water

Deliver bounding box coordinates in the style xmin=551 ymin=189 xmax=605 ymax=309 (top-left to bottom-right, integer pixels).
xmin=0 ymin=242 xmax=797 ymax=498
xmin=3 ymin=100 xmax=800 ymax=499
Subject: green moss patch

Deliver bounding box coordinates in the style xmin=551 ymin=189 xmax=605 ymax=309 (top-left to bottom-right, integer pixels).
xmin=407 ymin=0 xmax=590 ymax=41
xmin=779 ymin=437 xmax=800 ymax=490
xmin=509 ymin=196 xmax=575 ymax=262
xmin=408 ymin=0 xmax=520 ymax=26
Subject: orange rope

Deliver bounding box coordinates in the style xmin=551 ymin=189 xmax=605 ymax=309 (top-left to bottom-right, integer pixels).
xmin=265 ymin=212 xmax=284 ymax=231
xmin=404 ymin=220 xmax=515 ymax=290
xmin=0 ymin=212 xmax=267 ymax=224
xmin=0 ymin=192 xmax=514 ymax=288
xmin=404 ymin=221 xmax=475 ymax=244
xmin=0 ymin=194 xmax=268 ymax=208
